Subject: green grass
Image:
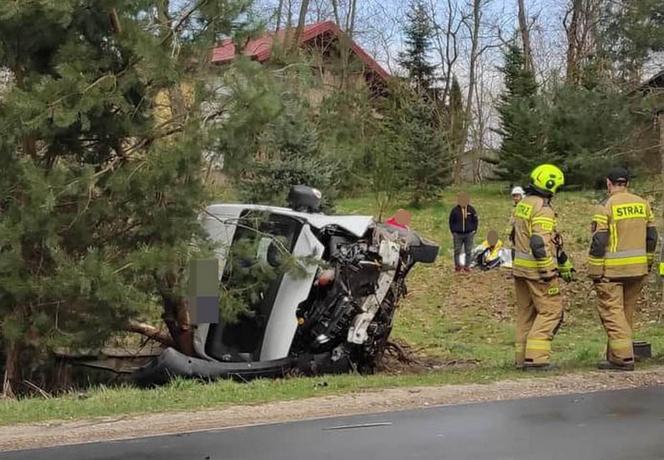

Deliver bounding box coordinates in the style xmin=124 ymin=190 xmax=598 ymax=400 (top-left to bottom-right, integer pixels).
xmin=3 ymin=361 xmax=646 ymax=426
xmin=340 ymin=184 xmax=664 ymax=370
xmin=2 ymin=183 xmax=663 ymax=426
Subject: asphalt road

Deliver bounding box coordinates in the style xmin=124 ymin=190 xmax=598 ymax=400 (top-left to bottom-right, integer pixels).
xmin=4 ymin=386 xmax=664 ymax=460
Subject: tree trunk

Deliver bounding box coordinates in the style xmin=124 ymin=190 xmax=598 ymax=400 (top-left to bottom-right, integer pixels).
xmin=565 ymin=0 xmax=582 ymax=84
xmin=286 ymin=0 xmax=294 ymax=30
xmin=472 ymin=70 xmax=486 ymax=184
xmin=2 ymin=342 xmax=20 ymax=399
xmin=347 ymin=0 xmax=357 ymax=38
xmin=276 ymin=0 xmax=285 ymax=31
xmin=456 ymin=0 xmax=482 ymax=185
xmin=565 ymin=0 xmax=601 ymax=85
xmin=331 ymin=0 xmax=341 ymax=25
xmin=432 ymin=0 xmax=462 ymax=106
xmin=167 ymin=87 xmax=187 ymax=120
xmin=517 ymin=0 xmax=535 ymax=73
xmin=293 ymin=0 xmax=311 ymax=47
xmin=12 ymin=65 xmax=38 ymax=160
xmin=156 ymin=273 xmax=194 ymax=355
xmin=344 ymin=0 xmax=358 ymax=89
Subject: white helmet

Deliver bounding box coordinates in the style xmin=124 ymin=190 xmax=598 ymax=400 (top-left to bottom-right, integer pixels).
xmin=511 ymin=186 xmax=525 ymax=197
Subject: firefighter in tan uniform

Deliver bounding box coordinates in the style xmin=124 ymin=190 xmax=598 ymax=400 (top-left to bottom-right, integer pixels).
xmin=588 ymin=168 xmax=658 ymax=371
xmin=513 ymin=164 xmax=573 ymax=370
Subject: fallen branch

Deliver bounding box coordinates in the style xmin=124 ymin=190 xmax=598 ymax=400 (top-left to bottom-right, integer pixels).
xmin=22 ymin=380 xmax=52 ymax=399
xmin=384 ymin=340 xmax=423 ymax=366
xmin=126 ymin=320 xmax=175 ymax=348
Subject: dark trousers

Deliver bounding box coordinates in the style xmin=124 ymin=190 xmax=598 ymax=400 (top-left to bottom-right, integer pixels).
xmin=453 ymin=232 xmax=474 ymax=268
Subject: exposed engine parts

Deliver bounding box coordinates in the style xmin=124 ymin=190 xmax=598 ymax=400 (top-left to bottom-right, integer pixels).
xmin=134 ymin=187 xmax=438 ymax=385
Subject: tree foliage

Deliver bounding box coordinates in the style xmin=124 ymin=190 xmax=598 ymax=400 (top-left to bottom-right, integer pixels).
xmin=447 ymin=75 xmax=466 ymax=184
xmin=215 ymin=59 xmax=339 ymax=210
xmin=543 ymin=81 xmax=639 ymax=185
xmin=493 ymin=43 xmax=547 ymax=184
xmin=0 ymin=0 xmax=250 ymax=396
xmin=317 ymin=87 xmax=377 ymax=194
xmin=602 ymin=0 xmax=664 ymax=82
xmin=385 ymin=85 xmax=451 ymax=206
xmin=398 ymin=0 xmax=437 ymax=94
xmin=494 ymin=42 xmax=643 ymax=188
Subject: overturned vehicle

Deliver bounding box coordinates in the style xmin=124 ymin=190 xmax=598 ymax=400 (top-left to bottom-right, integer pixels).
xmin=135 ymin=187 xmax=438 ymax=385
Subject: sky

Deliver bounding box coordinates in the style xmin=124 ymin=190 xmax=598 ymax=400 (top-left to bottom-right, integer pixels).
xmin=244 ymin=0 xmax=573 ymax=149
xmin=247 ymin=0 xmax=570 ymax=79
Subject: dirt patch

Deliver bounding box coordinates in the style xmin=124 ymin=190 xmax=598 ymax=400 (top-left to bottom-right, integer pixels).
xmin=444 ymin=262 xmax=661 ymax=326
xmin=379 ymin=339 xmax=479 ymax=374
xmin=2 ymin=366 xmax=664 ymax=453
xmin=443 ymin=268 xmax=514 ymax=320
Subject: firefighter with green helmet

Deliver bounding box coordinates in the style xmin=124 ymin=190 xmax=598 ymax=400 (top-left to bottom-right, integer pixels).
xmin=512 ymin=164 xmax=573 ymax=370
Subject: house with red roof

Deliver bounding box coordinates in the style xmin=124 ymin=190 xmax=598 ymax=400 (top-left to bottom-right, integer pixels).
xmin=211 ymin=21 xmax=390 ymax=97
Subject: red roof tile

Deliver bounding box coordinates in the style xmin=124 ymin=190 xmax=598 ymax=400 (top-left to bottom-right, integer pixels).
xmin=211 ymin=21 xmax=389 ymax=81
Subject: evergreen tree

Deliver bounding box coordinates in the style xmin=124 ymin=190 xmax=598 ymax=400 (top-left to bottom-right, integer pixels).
xmin=0 ymin=1 xmax=249 ymax=396
xmin=317 ymin=87 xmax=377 ymax=194
xmin=603 ymin=0 xmax=664 ymax=83
xmin=396 ymin=89 xmax=451 ymax=206
xmin=448 ymin=75 xmax=466 ymax=184
xmin=217 ymin=61 xmax=338 ymax=210
xmin=398 ymin=1 xmax=437 ymax=94
xmin=544 ymin=80 xmax=640 ymax=186
xmin=494 ymin=43 xmax=548 ymax=184
xmin=366 ymin=83 xmax=409 ymax=218
xmin=240 ymin=101 xmax=338 ymax=210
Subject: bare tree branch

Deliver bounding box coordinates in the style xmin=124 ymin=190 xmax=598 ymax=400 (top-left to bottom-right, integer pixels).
xmin=517 ymin=0 xmax=535 ymax=73
xmin=276 ymin=0 xmax=285 ymax=30
xmin=125 ymin=320 xmax=175 ymax=347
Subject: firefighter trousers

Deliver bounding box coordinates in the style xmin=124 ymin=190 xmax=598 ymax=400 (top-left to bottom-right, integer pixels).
xmin=594 ymin=277 xmax=645 ymax=365
xmin=514 ymin=277 xmax=563 ymax=366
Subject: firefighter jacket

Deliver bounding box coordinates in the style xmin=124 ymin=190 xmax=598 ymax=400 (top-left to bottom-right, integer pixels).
xmin=512 ymin=194 xmax=558 ymax=280
xmin=588 ymin=190 xmax=657 ymax=279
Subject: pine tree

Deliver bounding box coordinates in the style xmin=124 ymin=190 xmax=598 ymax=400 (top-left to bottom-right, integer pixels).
xmin=544 ymin=80 xmax=639 ymax=186
xmin=494 ymin=43 xmax=547 ymax=184
xmin=398 ymin=1 xmax=437 ymax=94
xmin=448 ymin=75 xmax=466 ymax=184
xmin=317 ymin=87 xmax=377 ymax=194
xmin=366 ymin=82 xmax=409 ymax=218
xmin=603 ymin=0 xmax=664 ymax=83
xmin=387 ymin=86 xmax=451 ymax=207
xmin=218 ymin=60 xmax=338 ymax=210
xmin=240 ymin=101 xmax=338 ymax=210
xmin=0 ymin=1 xmax=249 ymax=396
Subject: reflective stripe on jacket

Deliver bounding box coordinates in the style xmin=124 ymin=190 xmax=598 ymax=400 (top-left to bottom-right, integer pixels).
xmin=512 ymin=195 xmax=558 ymax=280
xmin=588 ymin=191 xmax=657 ymax=279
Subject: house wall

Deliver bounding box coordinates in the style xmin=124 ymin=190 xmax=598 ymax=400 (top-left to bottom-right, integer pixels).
xmin=306 ymin=67 xmax=366 ymax=107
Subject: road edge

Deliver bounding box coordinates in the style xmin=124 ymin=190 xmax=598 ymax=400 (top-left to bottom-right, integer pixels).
xmin=2 ymin=366 xmax=664 ymax=452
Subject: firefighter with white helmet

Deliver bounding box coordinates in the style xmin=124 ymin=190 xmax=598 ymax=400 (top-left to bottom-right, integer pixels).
xmin=511 ymin=186 xmax=525 ymax=204
xmin=508 ymin=186 xmax=526 ymax=250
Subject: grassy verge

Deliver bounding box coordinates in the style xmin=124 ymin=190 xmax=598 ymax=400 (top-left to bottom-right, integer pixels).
xmin=1 ymin=183 xmax=663 ymax=426
xmin=2 ymin=361 xmax=649 ymax=427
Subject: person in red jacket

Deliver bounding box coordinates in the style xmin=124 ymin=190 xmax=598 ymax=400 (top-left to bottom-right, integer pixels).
xmin=385 ymin=208 xmax=412 ymax=230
